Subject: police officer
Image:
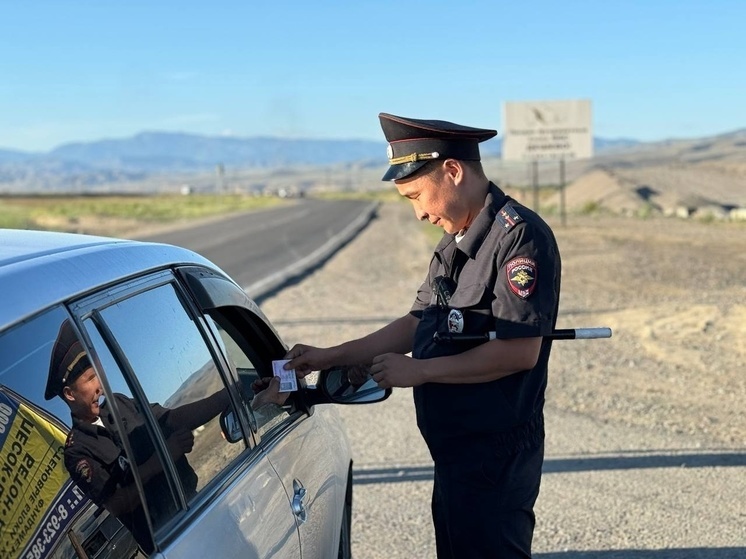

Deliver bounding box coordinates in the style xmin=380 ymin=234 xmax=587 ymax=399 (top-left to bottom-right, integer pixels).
xmin=285 ymin=112 xmax=562 ymax=558
xmin=45 ymin=321 xmax=214 ymax=553
xmin=46 ymin=320 xmax=242 ymax=554
xmin=46 ymin=321 xmax=289 ymax=555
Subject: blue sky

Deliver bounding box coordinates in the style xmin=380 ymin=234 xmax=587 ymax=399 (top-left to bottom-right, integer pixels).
xmin=2 ymin=0 xmax=744 ymax=152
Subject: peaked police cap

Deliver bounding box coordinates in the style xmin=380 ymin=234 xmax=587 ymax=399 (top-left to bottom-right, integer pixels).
xmin=378 ymin=113 xmax=497 ymax=181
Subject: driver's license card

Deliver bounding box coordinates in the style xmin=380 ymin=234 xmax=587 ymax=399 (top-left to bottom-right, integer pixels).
xmin=272 ymin=360 xmax=298 ymax=392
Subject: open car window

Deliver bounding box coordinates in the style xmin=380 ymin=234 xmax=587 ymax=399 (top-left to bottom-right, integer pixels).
xmin=173 ymin=265 xmax=300 ymax=441
xmin=203 ymin=311 xmax=294 ymax=441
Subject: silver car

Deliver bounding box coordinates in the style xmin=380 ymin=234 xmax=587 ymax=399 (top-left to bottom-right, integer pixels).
xmin=0 ymin=229 xmax=388 ymax=559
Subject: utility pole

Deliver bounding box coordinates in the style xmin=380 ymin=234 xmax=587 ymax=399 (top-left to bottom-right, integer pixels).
xmin=216 ymin=163 xmax=225 ymax=193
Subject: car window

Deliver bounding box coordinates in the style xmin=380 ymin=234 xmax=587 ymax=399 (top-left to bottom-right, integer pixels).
xmin=0 ymin=306 xmax=137 ymax=559
xmin=80 ymin=318 xmax=183 ymax=546
xmin=86 ymin=282 xmax=247 ymax=524
xmin=204 ymin=314 xmax=291 ymax=440
xmin=174 ymin=264 xmax=297 ymax=441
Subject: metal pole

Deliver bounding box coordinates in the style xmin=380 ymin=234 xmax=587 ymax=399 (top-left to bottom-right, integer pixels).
xmin=216 ymin=163 xmax=225 ymax=193
xmin=532 ymin=160 xmax=539 ymax=213
xmin=560 ymin=158 xmax=566 ymax=226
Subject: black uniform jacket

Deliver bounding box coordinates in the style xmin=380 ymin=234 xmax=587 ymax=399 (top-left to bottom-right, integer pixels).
xmin=411 ymin=183 xmax=562 ymax=459
xmin=64 ymin=393 xmax=197 ymax=553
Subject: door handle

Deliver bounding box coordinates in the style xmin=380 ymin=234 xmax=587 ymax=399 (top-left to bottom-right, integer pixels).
xmin=291 ymin=479 xmax=308 ymax=524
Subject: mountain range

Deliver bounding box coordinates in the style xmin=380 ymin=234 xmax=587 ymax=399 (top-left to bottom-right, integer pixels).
xmin=0 ymin=131 xmax=644 ymax=189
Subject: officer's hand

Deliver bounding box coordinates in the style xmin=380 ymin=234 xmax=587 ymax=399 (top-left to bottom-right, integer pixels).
xmin=284 ymin=344 xmax=335 ymax=378
xmin=166 ymin=429 xmax=195 ymax=458
xmin=370 ymin=353 xmax=425 ymax=389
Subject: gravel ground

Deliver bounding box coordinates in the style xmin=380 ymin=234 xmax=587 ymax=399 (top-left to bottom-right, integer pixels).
xmin=259 ymin=201 xmax=746 ymax=558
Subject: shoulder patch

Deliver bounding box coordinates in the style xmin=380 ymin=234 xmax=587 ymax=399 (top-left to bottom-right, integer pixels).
xmin=507 ymin=257 xmax=537 ymax=299
xmin=75 ymin=458 xmax=94 ymax=483
xmin=496 ymin=204 xmax=524 ymax=232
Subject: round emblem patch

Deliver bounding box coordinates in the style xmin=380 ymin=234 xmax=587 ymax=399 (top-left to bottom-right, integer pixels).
xmin=447 ymin=309 xmax=464 ymax=333
xmin=75 ymin=459 xmax=94 ymax=483
xmin=386 ymin=144 xmax=394 ymax=160
xmin=507 ymin=257 xmax=537 ymax=299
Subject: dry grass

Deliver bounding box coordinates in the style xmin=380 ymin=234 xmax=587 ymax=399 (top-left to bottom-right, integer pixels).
xmin=0 ymin=193 xmax=283 ymax=236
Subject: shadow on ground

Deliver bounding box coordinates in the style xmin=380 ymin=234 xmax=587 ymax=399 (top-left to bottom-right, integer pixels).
xmin=353 ymin=450 xmax=746 ymax=485
xmin=536 ymin=549 xmax=745 ymax=559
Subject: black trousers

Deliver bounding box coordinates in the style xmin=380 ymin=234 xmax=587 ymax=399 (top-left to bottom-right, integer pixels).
xmin=431 ymin=441 xmax=544 ymax=559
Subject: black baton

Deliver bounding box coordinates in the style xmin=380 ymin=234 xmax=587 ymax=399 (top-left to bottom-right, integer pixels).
xmin=433 ymin=327 xmax=612 ymax=344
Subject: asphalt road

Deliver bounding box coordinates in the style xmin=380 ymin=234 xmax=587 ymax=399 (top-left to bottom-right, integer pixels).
xmin=141 ymin=197 xmax=377 ymax=300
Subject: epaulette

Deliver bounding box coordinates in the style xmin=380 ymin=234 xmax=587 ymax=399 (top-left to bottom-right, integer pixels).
xmin=496 ymin=203 xmax=524 ymax=232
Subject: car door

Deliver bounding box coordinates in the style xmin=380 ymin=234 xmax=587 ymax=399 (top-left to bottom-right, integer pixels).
xmin=174 ymin=266 xmax=352 ymax=558
xmin=71 ymin=269 xmax=301 ymax=558
xmin=260 ymin=406 xmax=351 ymax=558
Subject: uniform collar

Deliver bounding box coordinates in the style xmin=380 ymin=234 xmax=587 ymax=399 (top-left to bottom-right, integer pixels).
xmin=451 ymin=182 xmax=507 ymax=260
xmin=70 ymin=399 xmax=113 ymax=435
xmin=71 ymin=414 xmax=104 ymax=436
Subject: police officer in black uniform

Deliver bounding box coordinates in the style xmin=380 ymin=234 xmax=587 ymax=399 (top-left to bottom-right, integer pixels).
xmin=45 ymin=320 xmax=228 ymax=555
xmin=285 ymin=112 xmax=562 ymax=558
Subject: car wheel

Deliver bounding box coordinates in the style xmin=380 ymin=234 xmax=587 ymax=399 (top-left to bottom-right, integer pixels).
xmin=337 ymin=474 xmax=353 ymax=559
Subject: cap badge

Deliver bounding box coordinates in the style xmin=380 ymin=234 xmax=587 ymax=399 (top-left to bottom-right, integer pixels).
xmin=386 ymin=144 xmax=393 ymax=160
xmin=447 ymin=309 xmax=464 ymax=333
xmin=388 ymin=151 xmax=440 ymax=165
xmin=507 ymin=257 xmax=537 ymax=299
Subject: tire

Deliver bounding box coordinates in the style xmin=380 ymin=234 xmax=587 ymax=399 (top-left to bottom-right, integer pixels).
xmin=337 ymin=469 xmax=353 ymax=559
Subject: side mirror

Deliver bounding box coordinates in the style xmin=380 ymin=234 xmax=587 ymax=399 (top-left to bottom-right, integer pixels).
xmin=317 ymin=366 xmax=391 ymax=404
xmin=219 ymin=408 xmax=242 ymax=443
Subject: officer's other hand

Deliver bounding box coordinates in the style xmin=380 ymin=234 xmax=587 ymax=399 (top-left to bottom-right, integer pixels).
xmin=370 ymin=353 xmax=424 ymax=389
xmin=284 ymin=344 xmax=334 ymax=378
xmin=166 ymin=428 xmax=195 ymax=459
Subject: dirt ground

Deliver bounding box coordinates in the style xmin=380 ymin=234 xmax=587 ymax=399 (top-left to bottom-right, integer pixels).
xmin=502 ymin=152 xmax=746 ymax=448
xmin=256 ymin=201 xmax=746 ymax=558
xmin=262 ymin=202 xmax=746 ymax=448
xmin=546 ymin=213 xmax=746 ymax=446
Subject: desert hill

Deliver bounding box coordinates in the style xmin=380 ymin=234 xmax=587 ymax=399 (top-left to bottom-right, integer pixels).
xmin=482 ymin=128 xmax=746 ymax=220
